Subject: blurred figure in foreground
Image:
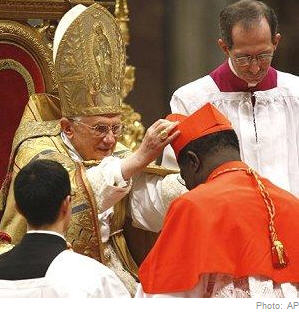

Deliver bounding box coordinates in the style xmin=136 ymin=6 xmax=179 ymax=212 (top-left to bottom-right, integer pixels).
xmin=0 ymin=159 xmax=129 ymax=297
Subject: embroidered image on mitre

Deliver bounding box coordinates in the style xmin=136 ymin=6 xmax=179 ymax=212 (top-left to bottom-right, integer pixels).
xmin=53 ymin=3 xmax=126 ymax=117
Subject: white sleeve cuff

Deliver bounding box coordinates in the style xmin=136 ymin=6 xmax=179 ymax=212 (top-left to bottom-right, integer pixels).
xmin=85 ymin=156 xmax=132 ymax=242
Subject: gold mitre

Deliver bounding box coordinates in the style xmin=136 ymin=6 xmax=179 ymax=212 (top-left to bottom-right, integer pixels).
xmin=53 ymin=4 xmax=126 ymax=117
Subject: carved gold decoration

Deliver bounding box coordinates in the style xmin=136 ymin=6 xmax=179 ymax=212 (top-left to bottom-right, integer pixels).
xmin=0 ymin=20 xmax=56 ymax=93
xmin=37 ymin=20 xmax=58 ymax=50
xmin=119 ymin=65 xmax=145 ymax=150
xmin=121 ymin=64 xmax=134 ymax=99
xmin=114 ymin=0 xmax=145 ymax=151
xmin=0 ymin=59 xmax=35 ymax=96
xmin=120 ymin=104 xmax=144 ymax=151
xmin=115 ymin=0 xmax=129 ymax=46
xmin=0 ymin=1 xmax=115 ymax=20
xmin=55 ymin=3 xmax=126 ymax=117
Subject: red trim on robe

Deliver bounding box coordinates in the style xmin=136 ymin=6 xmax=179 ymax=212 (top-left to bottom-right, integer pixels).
xmin=139 ymin=161 xmax=299 ymax=294
xmin=209 ymin=61 xmax=277 ymax=92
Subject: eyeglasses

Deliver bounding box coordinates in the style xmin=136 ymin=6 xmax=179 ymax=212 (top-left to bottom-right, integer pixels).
xmin=232 ymin=53 xmax=274 ymax=67
xmin=71 ymin=120 xmax=123 ymax=138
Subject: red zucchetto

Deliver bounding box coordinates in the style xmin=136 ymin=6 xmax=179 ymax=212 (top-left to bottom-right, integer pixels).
xmin=166 ymin=103 xmax=233 ymax=157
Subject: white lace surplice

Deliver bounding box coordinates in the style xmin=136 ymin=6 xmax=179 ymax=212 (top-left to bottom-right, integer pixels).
xmin=136 ymin=274 xmax=299 ymax=298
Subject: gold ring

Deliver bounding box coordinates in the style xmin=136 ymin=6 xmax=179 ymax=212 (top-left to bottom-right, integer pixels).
xmin=159 ymin=129 xmax=168 ymax=141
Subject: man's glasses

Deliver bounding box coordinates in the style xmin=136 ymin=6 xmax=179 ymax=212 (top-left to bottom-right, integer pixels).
xmin=232 ymin=53 xmax=274 ymax=67
xmin=71 ymin=120 xmax=123 ymax=138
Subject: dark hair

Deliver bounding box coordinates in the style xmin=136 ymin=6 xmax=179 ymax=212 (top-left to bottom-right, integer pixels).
xmin=178 ymin=130 xmax=240 ymax=166
xmin=14 ymin=159 xmax=71 ymax=227
xmin=219 ymin=0 xmax=278 ymax=49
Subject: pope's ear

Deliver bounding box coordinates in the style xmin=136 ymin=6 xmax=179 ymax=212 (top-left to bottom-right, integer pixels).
xmin=186 ymin=151 xmax=201 ymax=172
xmin=60 ymin=118 xmax=73 ymax=138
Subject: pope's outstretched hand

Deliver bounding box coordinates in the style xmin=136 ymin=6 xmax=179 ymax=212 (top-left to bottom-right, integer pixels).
xmin=121 ymin=119 xmax=180 ymax=180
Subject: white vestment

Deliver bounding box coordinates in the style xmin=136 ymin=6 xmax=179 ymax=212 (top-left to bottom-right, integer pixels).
xmin=135 ymin=274 xmax=299 ymax=298
xmin=0 ymin=249 xmax=130 ymax=298
xmin=162 ymin=70 xmax=299 ymax=196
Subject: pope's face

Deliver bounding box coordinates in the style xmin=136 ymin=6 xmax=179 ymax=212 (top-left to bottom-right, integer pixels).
xmin=220 ymin=17 xmax=280 ymax=85
xmin=64 ymin=114 xmax=122 ymax=161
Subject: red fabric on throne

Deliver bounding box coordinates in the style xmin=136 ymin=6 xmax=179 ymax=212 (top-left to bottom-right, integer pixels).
xmin=0 ymin=42 xmax=45 ymax=187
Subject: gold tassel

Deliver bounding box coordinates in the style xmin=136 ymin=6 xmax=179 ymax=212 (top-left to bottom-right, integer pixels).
xmin=272 ymin=240 xmax=288 ymax=269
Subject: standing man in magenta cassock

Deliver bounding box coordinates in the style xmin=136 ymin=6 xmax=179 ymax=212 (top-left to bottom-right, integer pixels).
xmin=162 ymin=0 xmax=299 ymax=197
xmin=137 ymin=103 xmax=299 ymax=297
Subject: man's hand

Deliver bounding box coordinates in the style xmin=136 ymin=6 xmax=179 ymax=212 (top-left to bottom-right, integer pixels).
xmin=121 ymin=119 xmax=180 ymax=180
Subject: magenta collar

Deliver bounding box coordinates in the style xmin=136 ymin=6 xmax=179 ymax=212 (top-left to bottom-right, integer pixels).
xmin=210 ymin=60 xmax=277 ymax=92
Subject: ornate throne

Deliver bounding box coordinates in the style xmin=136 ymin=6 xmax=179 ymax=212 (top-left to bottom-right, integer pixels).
xmin=0 ymin=0 xmax=144 ymax=187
